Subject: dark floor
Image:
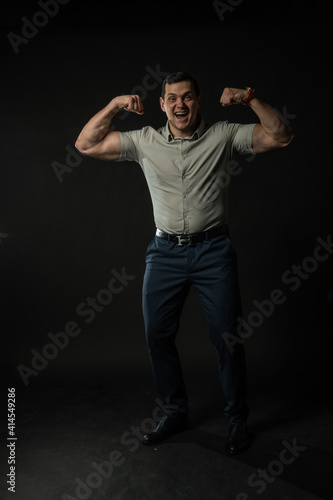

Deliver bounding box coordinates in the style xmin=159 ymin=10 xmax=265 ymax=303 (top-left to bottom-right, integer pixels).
xmin=1 ymin=366 xmax=332 ymax=500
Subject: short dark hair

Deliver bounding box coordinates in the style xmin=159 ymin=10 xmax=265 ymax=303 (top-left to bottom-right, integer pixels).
xmin=161 ymin=72 xmax=200 ymax=99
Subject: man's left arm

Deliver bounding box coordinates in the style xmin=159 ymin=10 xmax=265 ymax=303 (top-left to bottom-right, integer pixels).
xmin=220 ymin=87 xmax=295 ymax=154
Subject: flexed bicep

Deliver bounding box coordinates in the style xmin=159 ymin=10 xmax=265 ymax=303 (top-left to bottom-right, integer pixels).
xmin=76 ymin=130 xmax=122 ymax=161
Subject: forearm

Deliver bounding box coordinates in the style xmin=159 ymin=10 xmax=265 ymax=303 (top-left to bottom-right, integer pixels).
xmin=220 ymin=87 xmax=295 ymax=152
xmin=75 ymin=99 xmax=120 ymax=152
xmin=75 ymin=94 xmax=144 ymax=156
xmin=247 ymin=96 xmax=294 ymax=145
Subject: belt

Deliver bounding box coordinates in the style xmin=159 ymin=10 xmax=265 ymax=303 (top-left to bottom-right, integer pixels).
xmin=155 ymin=225 xmax=228 ymax=246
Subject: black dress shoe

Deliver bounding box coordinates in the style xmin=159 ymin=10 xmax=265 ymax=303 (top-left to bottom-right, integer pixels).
xmin=225 ymin=420 xmax=250 ymax=455
xmin=142 ymin=414 xmax=189 ymax=445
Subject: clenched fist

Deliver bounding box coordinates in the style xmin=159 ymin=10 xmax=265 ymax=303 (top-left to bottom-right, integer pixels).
xmin=220 ymin=88 xmax=249 ymax=107
xmin=112 ymin=94 xmax=144 ymax=115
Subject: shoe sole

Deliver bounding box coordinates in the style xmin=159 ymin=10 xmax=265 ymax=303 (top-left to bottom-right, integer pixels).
xmin=142 ymin=425 xmax=189 ymax=446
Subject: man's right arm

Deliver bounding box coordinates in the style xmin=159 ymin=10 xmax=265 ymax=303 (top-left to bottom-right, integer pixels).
xmin=75 ymin=95 xmax=144 ymax=161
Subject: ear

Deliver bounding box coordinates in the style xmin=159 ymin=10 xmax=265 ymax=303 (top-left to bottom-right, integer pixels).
xmin=197 ymin=94 xmax=202 ymax=108
xmin=160 ymin=96 xmax=166 ymax=112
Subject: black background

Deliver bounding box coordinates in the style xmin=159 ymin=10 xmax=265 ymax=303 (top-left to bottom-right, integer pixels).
xmin=1 ymin=0 xmax=332 ymax=391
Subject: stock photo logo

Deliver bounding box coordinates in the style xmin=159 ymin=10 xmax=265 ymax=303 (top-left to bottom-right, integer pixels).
xmin=7 ymin=0 xmax=72 ymax=54
xmin=52 ymin=65 xmax=169 ymax=183
xmin=212 ymin=0 xmax=245 ymax=22
xmin=236 ymin=439 xmax=307 ymax=499
xmin=60 ymin=397 xmax=177 ymax=500
xmin=224 ymin=234 xmax=333 ymax=353
xmin=17 ymin=268 xmax=136 ymax=386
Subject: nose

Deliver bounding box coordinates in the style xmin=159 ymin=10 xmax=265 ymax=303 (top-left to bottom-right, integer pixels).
xmin=175 ymin=98 xmax=187 ymax=108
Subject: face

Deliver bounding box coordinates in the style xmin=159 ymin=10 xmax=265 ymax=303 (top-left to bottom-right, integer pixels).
xmin=160 ymin=81 xmax=201 ymax=138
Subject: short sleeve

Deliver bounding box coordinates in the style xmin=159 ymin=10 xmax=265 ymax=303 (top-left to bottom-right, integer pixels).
xmin=227 ymin=122 xmax=256 ymax=155
xmin=116 ymin=129 xmax=142 ymax=162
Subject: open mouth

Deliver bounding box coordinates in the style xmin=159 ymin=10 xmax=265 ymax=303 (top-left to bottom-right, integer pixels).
xmin=174 ymin=111 xmax=189 ymax=122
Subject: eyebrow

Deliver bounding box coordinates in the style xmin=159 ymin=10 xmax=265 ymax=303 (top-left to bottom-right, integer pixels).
xmin=166 ymin=91 xmax=193 ymax=98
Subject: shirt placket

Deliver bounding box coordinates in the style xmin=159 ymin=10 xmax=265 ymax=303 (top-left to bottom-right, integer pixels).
xmin=180 ymin=139 xmax=189 ymax=234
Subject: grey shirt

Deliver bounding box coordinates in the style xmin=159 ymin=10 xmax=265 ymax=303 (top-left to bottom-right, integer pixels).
xmin=117 ymin=117 xmax=256 ymax=234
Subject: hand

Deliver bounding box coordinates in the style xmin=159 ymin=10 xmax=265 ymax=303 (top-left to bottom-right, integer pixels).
xmin=220 ymin=88 xmax=248 ymax=107
xmin=112 ymin=95 xmax=144 ymax=114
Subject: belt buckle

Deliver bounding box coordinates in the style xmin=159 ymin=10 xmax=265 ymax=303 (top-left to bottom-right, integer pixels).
xmin=176 ymin=235 xmax=193 ymax=246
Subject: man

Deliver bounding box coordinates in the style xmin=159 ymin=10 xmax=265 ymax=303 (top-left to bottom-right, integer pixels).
xmin=75 ymin=72 xmax=294 ymax=454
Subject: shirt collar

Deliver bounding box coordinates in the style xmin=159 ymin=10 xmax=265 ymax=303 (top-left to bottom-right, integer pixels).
xmin=162 ymin=115 xmax=206 ymax=142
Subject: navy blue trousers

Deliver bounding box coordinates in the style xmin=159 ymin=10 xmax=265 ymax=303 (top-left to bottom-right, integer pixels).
xmin=142 ymin=231 xmax=249 ymax=424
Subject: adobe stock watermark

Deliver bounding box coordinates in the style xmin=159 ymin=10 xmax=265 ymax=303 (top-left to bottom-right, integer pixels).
xmin=17 ymin=267 xmax=136 ymax=386
xmin=236 ymin=438 xmax=307 ymax=499
xmin=193 ymin=104 xmax=297 ymax=208
xmin=7 ymin=0 xmax=71 ymax=54
xmin=212 ymin=0 xmax=245 ymax=23
xmin=52 ymin=64 xmax=169 ymax=183
xmin=109 ymin=64 xmax=169 ymax=129
xmin=51 ymin=144 xmax=83 ymax=183
xmin=193 ymin=159 xmax=243 ymax=210
xmin=224 ymin=234 xmax=333 ymax=353
xmin=61 ymin=396 xmax=179 ymax=500
xmin=274 ymin=105 xmax=297 ymax=125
